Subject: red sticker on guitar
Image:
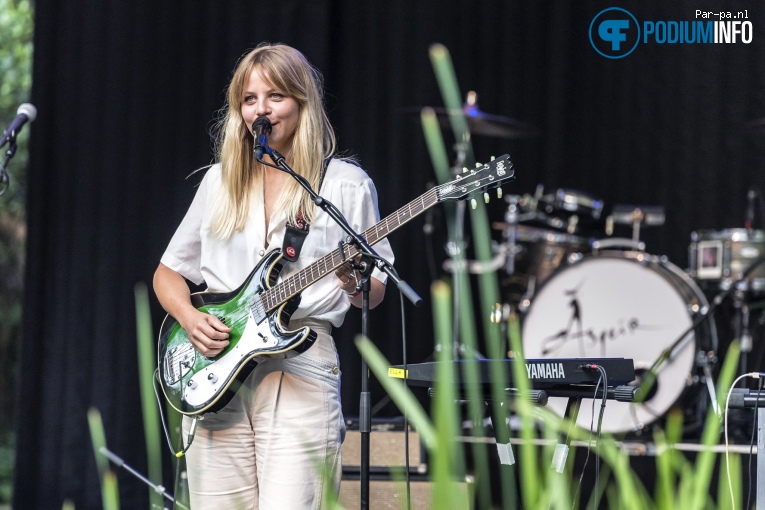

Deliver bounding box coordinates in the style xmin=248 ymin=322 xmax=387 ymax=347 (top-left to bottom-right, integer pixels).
xmin=286 ymin=246 xmax=296 ymax=258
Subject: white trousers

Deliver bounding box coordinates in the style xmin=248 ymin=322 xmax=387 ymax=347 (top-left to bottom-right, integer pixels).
xmin=182 ymin=320 xmax=345 ymax=509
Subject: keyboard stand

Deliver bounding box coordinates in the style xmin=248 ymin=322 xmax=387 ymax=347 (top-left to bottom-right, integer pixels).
xmin=728 ymin=388 xmax=765 ymax=509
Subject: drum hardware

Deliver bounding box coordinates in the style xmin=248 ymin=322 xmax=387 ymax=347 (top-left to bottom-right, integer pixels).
xmin=592 ymin=238 xmax=646 ymax=253
xmin=688 ymin=229 xmax=765 ymax=294
xmin=606 ymin=204 xmax=665 ymax=242
xmin=696 ymin=350 xmax=721 ymax=416
xmin=442 ymin=241 xmax=509 ymax=274
xmin=732 ymin=288 xmax=753 ymax=383
xmin=516 ymin=185 xmax=604 ymax=237
xmin=504 ymin=194 xmax=520 ymax=276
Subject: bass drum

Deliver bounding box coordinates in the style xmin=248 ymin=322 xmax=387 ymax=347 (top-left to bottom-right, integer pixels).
xmin=521 ymin=251 xmax=717 ymax=434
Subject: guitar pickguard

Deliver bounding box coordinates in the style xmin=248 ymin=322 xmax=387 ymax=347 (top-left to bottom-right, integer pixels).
xmin=182 ymin=308 xmax=280 ymax=407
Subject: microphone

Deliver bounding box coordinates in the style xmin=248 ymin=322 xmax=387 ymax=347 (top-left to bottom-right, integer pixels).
xmin=0 ymin=103 xmax=37 ymax=148
xmin=745 ymin=189 xmax=756 ymax=230
xmin=252 ymin=116 xmax=271 ymax=160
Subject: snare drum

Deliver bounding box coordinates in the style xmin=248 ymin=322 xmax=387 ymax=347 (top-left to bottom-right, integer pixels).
xmin=520 ymin=188 xmax=604 ymax=236
xmin=522 ymin=252 xmax=716 ymax=434
xmin=688 ymin=229 xmax=765 ymax=294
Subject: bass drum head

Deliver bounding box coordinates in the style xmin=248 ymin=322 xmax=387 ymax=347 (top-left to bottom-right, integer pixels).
xmin=521 ymin=252 xmax=714 ymax=434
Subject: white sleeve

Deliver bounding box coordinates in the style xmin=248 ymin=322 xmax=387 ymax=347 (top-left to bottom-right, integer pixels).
xmin=160 ymin=175 xmax=209 ymax=286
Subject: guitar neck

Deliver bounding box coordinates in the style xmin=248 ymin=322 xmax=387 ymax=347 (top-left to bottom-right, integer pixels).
xmin=260 ymin=187 xmax=440 ymax=311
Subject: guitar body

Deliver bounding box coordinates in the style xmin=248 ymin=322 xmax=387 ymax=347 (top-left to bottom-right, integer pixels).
xmin=157 ymin=249 xmax=317 ymax=415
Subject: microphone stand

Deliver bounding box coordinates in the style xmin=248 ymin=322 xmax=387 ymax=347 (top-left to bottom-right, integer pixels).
xmin=262 ymin=148 xmax=422 ymax=510
xmin=99 ymin=447 xmax=188 ymax=510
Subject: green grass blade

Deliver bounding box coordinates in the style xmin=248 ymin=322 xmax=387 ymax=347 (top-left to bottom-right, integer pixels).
xmin=134 ymin=282 xmax=164 ymax=509
xmin=430 ymin=281 xmax=465 ymax=509
xmin=87 ymin=407 xmax=119 ymax=510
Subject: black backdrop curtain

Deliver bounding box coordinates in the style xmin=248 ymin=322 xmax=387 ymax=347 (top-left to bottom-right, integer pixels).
xmin=14 ymin=0 xmax=765 ymax=507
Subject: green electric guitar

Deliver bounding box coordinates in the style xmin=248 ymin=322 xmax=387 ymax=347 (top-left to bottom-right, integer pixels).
xmin=158 ymin=154 xmax=515 ymax=415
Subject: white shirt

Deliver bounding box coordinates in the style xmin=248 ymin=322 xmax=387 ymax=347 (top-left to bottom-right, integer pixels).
xmin=161 ymin=158 xmax=394 ymax=327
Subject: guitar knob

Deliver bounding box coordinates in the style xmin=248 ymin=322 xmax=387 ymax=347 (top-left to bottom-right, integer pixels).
xmin=187 ymin=379 xmax=198 ymax=390
xmin=207 ymin=373 xmax=218 ymax=384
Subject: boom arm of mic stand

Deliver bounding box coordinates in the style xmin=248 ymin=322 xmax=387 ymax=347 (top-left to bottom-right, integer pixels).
xmin=265 ymin=149 xmax=422 ymax=307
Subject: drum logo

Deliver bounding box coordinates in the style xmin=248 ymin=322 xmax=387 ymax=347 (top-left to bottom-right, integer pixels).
xmin=540 ymin=284 xmax=641 ymax=357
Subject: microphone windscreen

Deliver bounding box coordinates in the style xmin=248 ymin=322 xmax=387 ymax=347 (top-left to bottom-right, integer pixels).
xmin=17 ymin=103 xmax=37 ymax=122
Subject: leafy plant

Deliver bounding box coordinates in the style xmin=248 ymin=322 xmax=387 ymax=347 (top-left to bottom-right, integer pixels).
xmin=0 ymin=0 xmax=34 ymax=505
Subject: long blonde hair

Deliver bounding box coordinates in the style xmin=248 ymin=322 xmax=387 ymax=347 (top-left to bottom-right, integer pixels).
xmin=210 ymin=43 xmax=336 ymax=238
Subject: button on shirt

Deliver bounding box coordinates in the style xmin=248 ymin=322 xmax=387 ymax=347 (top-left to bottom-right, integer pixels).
xmin=161 ymin=159 xmax=394 ymax=327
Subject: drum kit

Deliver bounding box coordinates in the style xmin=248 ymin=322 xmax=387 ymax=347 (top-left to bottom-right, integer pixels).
xmin=424 ymin=97 xmax=765 ymax=436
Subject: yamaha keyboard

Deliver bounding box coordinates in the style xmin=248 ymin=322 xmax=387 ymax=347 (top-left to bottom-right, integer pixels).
xmin=388 ymin=358 xmax=636 ymax=392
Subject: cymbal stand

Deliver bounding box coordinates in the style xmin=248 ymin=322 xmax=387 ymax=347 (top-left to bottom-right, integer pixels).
xmin=445 ymin=140 xmax=486 ymax=360
xmin=733 ymin=287 xmax=753 ymax=385
xmin=498 ymin=195 xmax=521 ymax=357
xmin=503 ymin=195 xmax=519 ymax=278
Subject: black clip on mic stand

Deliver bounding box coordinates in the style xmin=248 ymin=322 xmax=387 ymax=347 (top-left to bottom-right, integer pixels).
xmin=99 ymin=447 xmax=189 ymax=510
xmin=261 ymin=148 xmax=422 ymax=510
xmin=0 ymin=128 xmax=19 ymax=197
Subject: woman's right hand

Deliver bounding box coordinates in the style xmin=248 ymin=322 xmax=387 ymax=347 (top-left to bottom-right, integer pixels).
xmin=180 ymin=310 xmax=232 ymax=358
xmin=154 ymin=263 xmax=232 ymax=358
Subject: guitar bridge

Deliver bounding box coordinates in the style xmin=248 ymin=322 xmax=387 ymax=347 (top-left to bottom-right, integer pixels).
xmin=164 ymin=342 xmax=196 ymax=385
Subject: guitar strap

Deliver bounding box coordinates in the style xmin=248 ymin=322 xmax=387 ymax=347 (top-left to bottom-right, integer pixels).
xmin=281 ymin=157 xmax=331 ymax=262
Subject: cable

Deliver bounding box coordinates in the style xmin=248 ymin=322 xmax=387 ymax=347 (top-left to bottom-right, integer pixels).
xmin=593 ymin=364 xmax=608 ymax=508
xmin=746 ymin=377 xmax=764 ymax=510
xmin=152 ymin=367 xmax=201 ymax=458
xmin=153 ymin=369 xmax=178 ymax=454
xmin=725 ymin=372 xmax=765 ymax=509
xmin=571 ymin=375 xmax=602 ymax=510
xmin=399 ymin=289 xmax=412 ymax=510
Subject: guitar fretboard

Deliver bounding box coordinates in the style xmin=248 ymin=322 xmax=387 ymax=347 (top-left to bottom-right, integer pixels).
xmin=259 ymin=186 xmax=441 ymax=311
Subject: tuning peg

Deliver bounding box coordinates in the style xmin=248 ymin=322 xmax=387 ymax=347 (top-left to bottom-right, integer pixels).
xmin=475 ymin=162 xmax=481 ymax=168
xmin=463 ymin=167 xmax=468 ymax=174
xmin=484 ymin=192 xmax=490 ymax=204
xmin=490 ymin=155 xmax=495 ymax=161
xmin=497 ymin=188 xmax=503 ymax=199
xmin=471 ymin=198 xmax=477 ymax=209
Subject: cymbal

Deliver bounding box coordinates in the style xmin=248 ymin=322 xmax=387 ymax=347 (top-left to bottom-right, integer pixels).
xmin=404 ymin=106 xmax=539 ymax=139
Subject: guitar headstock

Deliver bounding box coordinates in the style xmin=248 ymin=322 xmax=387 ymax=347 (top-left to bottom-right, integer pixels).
xmin=436 ymin=154 xmax=515 ymax=206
